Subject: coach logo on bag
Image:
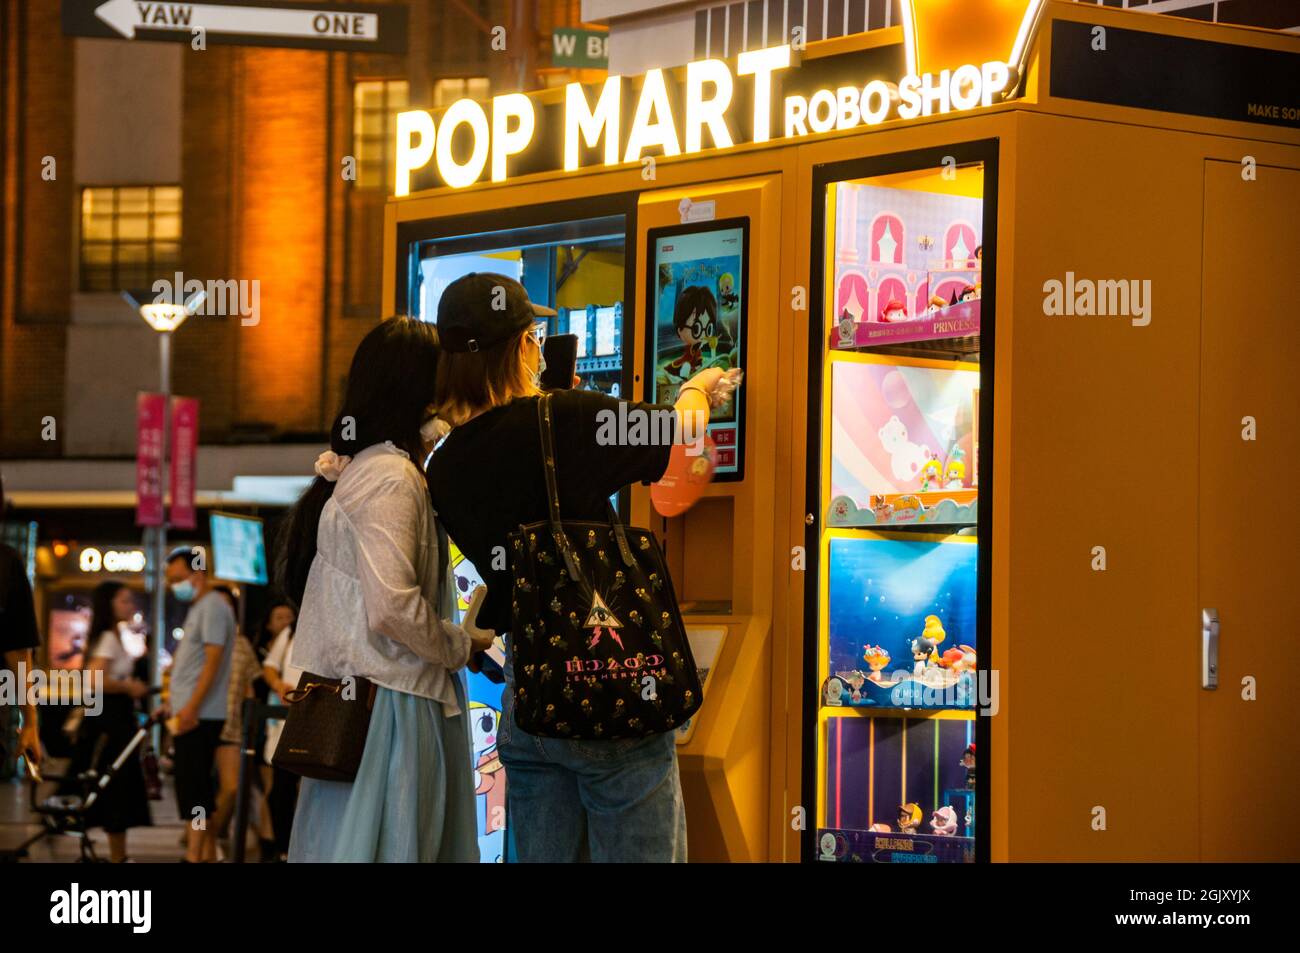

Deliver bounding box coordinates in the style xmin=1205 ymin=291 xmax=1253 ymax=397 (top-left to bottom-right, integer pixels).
xmin=565 ymin=654 xmax=666 ymax=676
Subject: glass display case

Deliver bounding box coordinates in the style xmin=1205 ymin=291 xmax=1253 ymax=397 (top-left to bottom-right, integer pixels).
xmin=808 ymin=149 xmax=993 ymax=863
xmin=405 ymin=211 xmax=629 ymax=396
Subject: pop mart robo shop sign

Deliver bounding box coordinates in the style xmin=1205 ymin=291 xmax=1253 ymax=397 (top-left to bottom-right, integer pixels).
xmin=394 ymin=42 xmax=1017 ymax=196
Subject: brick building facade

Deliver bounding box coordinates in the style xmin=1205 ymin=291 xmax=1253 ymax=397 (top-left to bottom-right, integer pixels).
xmin=1 ymin=0 xmax=593 ymax=468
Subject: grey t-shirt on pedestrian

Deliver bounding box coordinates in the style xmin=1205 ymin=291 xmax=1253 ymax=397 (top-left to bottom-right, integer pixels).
xmin=169 ymin=590 xmax=236 ymax=721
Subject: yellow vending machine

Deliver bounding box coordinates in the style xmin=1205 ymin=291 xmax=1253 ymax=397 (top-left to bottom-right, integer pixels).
xmin=386 ymin=0 xmax=1300 ymax=863
xmin=631 ymin=176 xmax=785 ymax=861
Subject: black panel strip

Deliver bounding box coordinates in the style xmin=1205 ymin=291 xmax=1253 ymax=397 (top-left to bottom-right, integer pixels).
xmin=1050 ymin=18 xmax=1300 ymax=129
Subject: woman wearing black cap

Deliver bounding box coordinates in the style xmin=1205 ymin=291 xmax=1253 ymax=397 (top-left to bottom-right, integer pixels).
xmin=428 ymin=272 xmax=740 ymax=863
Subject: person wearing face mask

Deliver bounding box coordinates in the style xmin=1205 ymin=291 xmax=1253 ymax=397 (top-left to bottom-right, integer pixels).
xmin=161 ymin=545 xmax=236 ymax=863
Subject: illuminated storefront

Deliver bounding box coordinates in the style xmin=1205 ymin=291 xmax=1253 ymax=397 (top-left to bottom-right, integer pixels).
xmin=387 ymin=1 xmax=1300 ymax=862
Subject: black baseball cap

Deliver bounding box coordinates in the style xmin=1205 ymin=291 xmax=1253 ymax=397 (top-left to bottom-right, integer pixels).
xmin=436 ymin=272 xmax=556 ymax=353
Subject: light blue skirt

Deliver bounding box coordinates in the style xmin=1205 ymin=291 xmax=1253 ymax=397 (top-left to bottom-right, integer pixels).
xmin=288 ymin=679 xmax=479 ymax=863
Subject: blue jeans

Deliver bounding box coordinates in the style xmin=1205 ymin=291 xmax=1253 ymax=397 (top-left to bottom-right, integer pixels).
xmin=500 ymin=657 xmax=687 ymax=863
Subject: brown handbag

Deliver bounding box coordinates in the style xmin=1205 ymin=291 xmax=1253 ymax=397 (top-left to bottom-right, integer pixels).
xmin=271 ymin=673 xmax=377 ymax=782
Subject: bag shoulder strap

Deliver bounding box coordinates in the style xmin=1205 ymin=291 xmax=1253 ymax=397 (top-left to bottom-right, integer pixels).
xmin=536 ymin=395 xmax=584 ymax=582
xmin=539 ymin=393 xmax=638 ymax=569
xmin=537 ymin=394 xmax=563 ymax=527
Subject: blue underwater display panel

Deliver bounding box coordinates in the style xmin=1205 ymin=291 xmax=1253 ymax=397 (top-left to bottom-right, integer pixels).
xmin=823 ymin=533 xmax=978 ymax=711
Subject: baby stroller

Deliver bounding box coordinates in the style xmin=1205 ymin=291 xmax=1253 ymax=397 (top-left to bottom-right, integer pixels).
xmin=9 ymin=703 xmax=163 ymax=863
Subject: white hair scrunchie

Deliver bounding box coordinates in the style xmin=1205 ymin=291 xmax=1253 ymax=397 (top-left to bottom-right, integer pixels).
xmin=315 ymin=450 xmax=353 ymax=482
xmin=420 ymin=414 xmax=451 ymax=446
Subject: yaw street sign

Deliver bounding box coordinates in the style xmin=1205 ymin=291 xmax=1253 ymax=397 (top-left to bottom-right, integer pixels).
xmin=62 ymin=0 xmax=408 ymax=53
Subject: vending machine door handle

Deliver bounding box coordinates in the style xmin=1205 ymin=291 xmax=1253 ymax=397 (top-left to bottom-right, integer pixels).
xmin=1201 ymin=608 xmax=1219 ymax=690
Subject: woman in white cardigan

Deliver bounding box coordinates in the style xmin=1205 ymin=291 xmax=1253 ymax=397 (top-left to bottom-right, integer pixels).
xmin=278 ymin=317 xmax=494 ymax=862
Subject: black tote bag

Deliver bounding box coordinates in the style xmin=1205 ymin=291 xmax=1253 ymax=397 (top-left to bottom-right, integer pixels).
xmin=506 ymin=394 xmax=703 ymax=740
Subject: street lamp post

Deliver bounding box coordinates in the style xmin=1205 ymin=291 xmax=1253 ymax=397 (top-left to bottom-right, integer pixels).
xmin=126 ymin=290 xmax=205 ymax=691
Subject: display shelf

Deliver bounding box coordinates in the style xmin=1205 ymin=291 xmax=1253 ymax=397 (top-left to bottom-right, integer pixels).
xmin=855 ymin=335 xmax=981 ymax=363
xmin=817 ymin=708 xmax=977 ymax=862
xmin=822 ymin=350 xmax=980 ymax=529
xmin=820 ymin=705 xmax=976 ymax=721
xmin=831 ymin=298 xmax=981 ymax=351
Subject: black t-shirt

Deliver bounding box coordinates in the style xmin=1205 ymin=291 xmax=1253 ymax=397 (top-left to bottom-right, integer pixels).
xmin=428 ymin=390 xmax=675 ymax=634
xmin=0 ymin=543 xmax=40 ymax=655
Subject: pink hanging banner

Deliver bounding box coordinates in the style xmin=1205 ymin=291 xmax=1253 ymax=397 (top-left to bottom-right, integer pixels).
xmin=169 ymin=397 xmax=200 ymax=530
xmin=135 ymin=393 xmax=166 ymax=527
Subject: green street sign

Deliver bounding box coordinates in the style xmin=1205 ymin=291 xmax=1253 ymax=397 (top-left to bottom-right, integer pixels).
xmin=552 ymin=27 xmax=608 ymax=70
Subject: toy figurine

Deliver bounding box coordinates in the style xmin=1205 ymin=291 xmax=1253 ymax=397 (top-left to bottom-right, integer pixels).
xmin=930 ymin=805 xmax=958 ymax=836
xmin=818 ymin=832 xmax=837 ymax=859
xmin=943 ymin=449 xmax=967 ymax=490
xmin=940 ymin=646 xmax=965 ymax=668
xmin=919 ymin=456 xmax=943 ymax=493
xmin=922 ymin=614 xmax=946 ymax=654
xmin=911 ymin=636 xmax=935 ymax=676
xmin=960 ymin=743 xmax=977 ymax=790
xmin=897 ymin=802 xmax=923 ymax=834
xmin=880 ymin=298 xmax=908 ymax=323
xmin=863 ymin=644 xmax=891 ymax=682
xmin=925 ymin=293 xmax=947 ymax=316
xmin=869 ymin=823 xmax=892 ymax=833
xmin=837 ymin=309 xmax=856 ymax=347
xmin=835 ymin=670 xmax=867 ymax=702
xmin=949 ymin=284 xmax=978 ymax=306
xmin=952 ymin=645 xmax=978 ymax=706
xmin=824 ymin=676 xmax=845 ymax=707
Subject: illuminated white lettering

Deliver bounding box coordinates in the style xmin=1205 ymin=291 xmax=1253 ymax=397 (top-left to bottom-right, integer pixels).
xmin=623 ymin=69 xmax=680 ymax=163
xmin=981 ymin=61 xmax=1011 ymax=106
xmin=564 ymin=77 xmax=622 ymax=170
xmin=919 ymin=69 xmax=951 ymax=115
xmin=435 ymin=99 xmax=490 ymax=188
xmin=784 ymin=94 xmax=809 ymax=137
xmin=491 ymin=93 xmax=535 ymax=182
xmin=897 ymin=74 xmax=922 ymax=120
xmin=394 ymin=110 xmax=435 ymax=197
xmin=861 ymin=80 xmax=892 ymax=125
xmin=737 ymin=44 xmax=792 ymax=143
xmin=835 ymin=86 xmax=860 ymax=131
xmin=807 ymin=88 xmax=836 ymax=134
xmin=684 ymin=58 xmax=734 ymax=152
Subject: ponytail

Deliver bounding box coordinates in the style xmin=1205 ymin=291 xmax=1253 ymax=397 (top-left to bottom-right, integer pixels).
xmin=275 ymin=476 xmax=333 ymax=609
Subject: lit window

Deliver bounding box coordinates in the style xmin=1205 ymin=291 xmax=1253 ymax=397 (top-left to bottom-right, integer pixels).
xmin=432 ymin=76 xmax=489 ymax=108
xmin=353 ymin=79 xmax=410 ymax=189
xmin=79 ymin=186 xmax=181 ymax=292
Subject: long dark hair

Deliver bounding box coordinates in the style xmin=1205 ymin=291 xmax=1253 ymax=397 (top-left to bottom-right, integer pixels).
xmin=86 ymin=580 xmax=130 ymax=667
xmin=276 ymin=316 xmax=441 ymax=607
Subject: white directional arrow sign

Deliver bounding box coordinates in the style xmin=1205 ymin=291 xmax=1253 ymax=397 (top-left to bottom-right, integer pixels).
xmin=64 ymin=0 xmax=407 ymax=52
xmin=95 ymin=0 xmax=377 ymax=42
